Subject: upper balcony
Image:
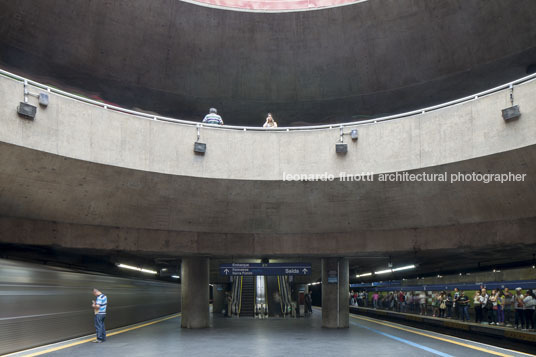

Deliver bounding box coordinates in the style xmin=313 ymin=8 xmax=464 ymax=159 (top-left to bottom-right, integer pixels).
xmin=1 ymin=0 xmax=536 ymax=126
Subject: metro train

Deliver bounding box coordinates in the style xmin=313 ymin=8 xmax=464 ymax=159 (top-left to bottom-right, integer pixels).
xmin=0 ymin=259 xmax=180 ymax=355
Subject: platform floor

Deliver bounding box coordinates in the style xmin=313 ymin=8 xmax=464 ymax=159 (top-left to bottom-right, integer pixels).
xmin=8 ymin=309 xmax=534 ymax=357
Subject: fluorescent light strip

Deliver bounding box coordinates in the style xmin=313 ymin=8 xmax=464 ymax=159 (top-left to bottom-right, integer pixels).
xmin=118 ymin=263 xmax=157 ymax=275
xmin=355 ymin=272 xmax=372 ymax=278
xmin=392 ymin=264 xmax=416 ymax=272
xmin=171 ymin=275 xmax=180 ymax=279
xmin=374 ymin=269 xmax=392 ymax=275
xmin=374 ymin=264 xmax=416 ymax=275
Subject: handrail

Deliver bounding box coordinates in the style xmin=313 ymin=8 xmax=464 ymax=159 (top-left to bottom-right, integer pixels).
xmin=2 ymin=67 xmax=535 ymax=132
xmin=253 ymin=275 xmax=257 ymax=316
xmin=238 ymin=276 xmax=243 ymax=315
xmin=264 ymin=276 xmax=268 ymax=316
xmin=277 ymin=276 xmax=284 ymax=315
xmin=231 ymin=277 xmax=240 ymax=316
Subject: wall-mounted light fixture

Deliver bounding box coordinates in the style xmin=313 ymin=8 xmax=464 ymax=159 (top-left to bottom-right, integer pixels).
xmin=17 ymin=80 xmax=49 ymax=120
xmin=502 ymin=84 xmax=521 ymax=121
xmin=17 ymin=102 xmax=37 ymax=119
xmin=194 ymin=124 xmax=206 ymax=154
xmin=336 ymin=126 xmax=348 ymax=154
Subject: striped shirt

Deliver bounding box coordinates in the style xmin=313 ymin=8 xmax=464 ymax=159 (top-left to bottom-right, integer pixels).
xmin=202 ymin=113 xmax=223 ymax=125
xmin=96 ymin=294 xmax=107 ymax=315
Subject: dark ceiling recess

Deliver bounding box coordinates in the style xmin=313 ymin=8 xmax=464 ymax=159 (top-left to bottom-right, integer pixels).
xmin=0 ymin=0 xmax=536 ymax=126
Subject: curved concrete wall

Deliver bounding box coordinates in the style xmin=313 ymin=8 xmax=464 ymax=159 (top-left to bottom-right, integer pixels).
xmin=1 ymin=73 xmax=536 ymax=259
xmin=1 ymin=0 xmax=535 ymax=125
xmin=1 ymin=75 xmax=535 ymax=181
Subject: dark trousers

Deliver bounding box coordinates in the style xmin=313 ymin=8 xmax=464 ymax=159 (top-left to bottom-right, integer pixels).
xmin=491 ymin=309 xmax=498 ymax=324
xmin=94 ymin=314 xmax=106 ymax=341
xmin=475 ymin=306 xmax=482 ymax=323
xmin=525 ymin=309 xmax=534 ymax=329
xmin=504 ymin=308 xmax=512 ymax=325
xmin=515 ymin=309 xmax=525 ymax=328
xmin=482 ymin=307 xmax=491 ymax=323
xmin=454 ymin=305 xmax=460 ymax=319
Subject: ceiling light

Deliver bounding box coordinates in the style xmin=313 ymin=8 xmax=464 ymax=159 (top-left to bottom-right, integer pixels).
xmin=117 ymin=263 xmax=157 ymax=275
xmin=392 ymin=265 xmax=416 ymax=272
xmin=356 ymin=272 xmax=372 ymax=278
xmin=375 ymin=269 xmax=392 ymax=275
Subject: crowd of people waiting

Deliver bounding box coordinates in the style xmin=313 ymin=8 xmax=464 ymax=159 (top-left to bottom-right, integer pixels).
xmin=350 ymin=287 xmax=536 ymax=331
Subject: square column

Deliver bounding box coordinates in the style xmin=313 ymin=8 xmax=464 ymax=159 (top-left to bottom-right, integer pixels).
xmin=321 ymin=257 xmax=349 ymax=328
xmin=181 ymin=257 xmax=210 ymax=328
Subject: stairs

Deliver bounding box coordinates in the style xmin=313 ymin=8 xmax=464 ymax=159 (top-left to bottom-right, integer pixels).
xmin=240 ymin=276 xmax=255 ymax=317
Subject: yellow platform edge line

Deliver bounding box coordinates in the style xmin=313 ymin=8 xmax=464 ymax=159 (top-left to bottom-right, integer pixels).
xmin=12 ymin=313 xmax=181 ymax=357
xmin=350 ymin=314 xmax=534 ymax=357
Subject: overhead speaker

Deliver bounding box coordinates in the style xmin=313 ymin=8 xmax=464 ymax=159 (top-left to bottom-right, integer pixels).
xmin=38 ymin=93 xmax=49 ymax=107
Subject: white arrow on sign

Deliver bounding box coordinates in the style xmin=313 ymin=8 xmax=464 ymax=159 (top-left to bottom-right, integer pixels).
xmin=302 ymin=268 xmax=308 ymax=274
xmin=224 ymin=268 xmax=230 ymax=275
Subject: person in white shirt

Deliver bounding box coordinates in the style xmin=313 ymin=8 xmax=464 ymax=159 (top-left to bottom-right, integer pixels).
xmin=523 ymin=290 xmax=535 ymax=330
xmin=480 ymin=288 xmax=490 ymax=324
xmin=263 ymin=113 xmax=278 ymax=128
xmin=514 ymin=287 xmax=525 ymax=329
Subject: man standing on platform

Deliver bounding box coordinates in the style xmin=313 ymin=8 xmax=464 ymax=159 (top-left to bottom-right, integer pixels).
xmin=453 ymin=287 xmax=460 ymax=320
xmin=92 ymin=288 xmax=107 ymax=343
xmin=305 ymin=290 xmax=313 ymax=316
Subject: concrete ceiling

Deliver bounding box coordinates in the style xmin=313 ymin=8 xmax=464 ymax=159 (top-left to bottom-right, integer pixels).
xmin=1 ymin=0 xmax=535 ymax=125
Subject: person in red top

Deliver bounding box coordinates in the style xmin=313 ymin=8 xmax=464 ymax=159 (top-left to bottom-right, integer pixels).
xmin=398 ymin=291 xmax=406 ymax=312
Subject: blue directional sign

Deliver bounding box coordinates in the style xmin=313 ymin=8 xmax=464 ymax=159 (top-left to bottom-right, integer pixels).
xmin=219 ymin=263 xmax=311 ymax=276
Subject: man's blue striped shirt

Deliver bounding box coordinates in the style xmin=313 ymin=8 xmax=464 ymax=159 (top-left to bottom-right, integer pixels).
xmin=96 ymin=294 xmax=107 ymax=314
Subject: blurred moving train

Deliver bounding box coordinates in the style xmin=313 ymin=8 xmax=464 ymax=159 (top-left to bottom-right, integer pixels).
xmin=0 ymin=259 xmax=180 ymax=355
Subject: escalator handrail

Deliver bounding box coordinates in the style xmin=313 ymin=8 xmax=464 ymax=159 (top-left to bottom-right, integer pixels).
xmin=238 ymin=276 xmax=243 ymax=315
xmin=277 ymin=276 xmax=284 ymax=315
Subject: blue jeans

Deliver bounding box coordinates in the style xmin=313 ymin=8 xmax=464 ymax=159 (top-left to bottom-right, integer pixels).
xmin=462 ymin=306 xmax=470 ymax=322
xmin=94 ymin=314 xmax=106 ymax=341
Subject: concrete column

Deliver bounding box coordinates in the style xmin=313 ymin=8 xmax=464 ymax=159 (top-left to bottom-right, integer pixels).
xmin=181 ymin=257 xmax=210 ymax=328
xmin=321 ymin=257 xmax=349 ymax=328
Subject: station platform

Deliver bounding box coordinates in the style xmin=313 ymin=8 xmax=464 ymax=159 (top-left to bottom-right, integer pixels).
xmin=5 ymin=308 xmax=534 ymax=357
xmin=350 ymin=306 xmax=536 ymax=352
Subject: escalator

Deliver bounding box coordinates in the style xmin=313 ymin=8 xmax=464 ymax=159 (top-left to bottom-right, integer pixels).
xmin=278 ymin=276 xmax=293 ymax=317
xmin=239 ymin=275 xmax=255 ymax=317
xmin=266 ymin=276 xmax=283 ymax=317
xmin=230 ymin=275 xmax=292 ymax=318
